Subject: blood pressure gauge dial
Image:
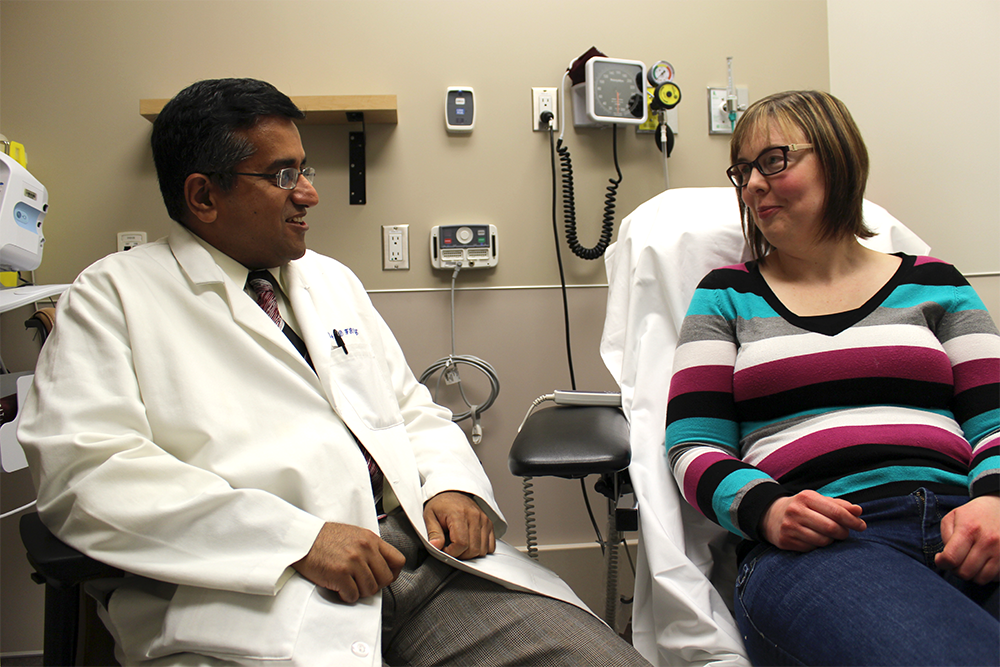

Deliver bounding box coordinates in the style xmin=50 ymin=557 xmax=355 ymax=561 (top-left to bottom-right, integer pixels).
xmin=585 ymin=57 xmax=648 ymax=125
xmin=647 ymin=60 xmax=675 ymax=86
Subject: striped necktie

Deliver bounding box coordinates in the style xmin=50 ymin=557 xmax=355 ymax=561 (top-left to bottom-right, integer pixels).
xmin=247 ymin=270 xmax=313 ymax=368
xmin=247 ymin=271 xmax=283 ymax=328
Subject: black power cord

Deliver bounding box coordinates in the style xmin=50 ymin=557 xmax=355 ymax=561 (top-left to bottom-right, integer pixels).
xmin=543 ymin=112 xmax=577 ymax=391
xmin=540 ymin=110 xmax=607 ymax=553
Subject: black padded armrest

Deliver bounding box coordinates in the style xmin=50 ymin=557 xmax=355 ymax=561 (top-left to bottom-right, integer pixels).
xmin=19 ymin=512 xmax=122 ymax=588
xmin=508 ymin=405 xmax=630 ymax=478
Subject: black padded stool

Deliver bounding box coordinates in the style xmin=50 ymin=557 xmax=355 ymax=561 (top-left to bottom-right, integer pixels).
xmin=508 ymin=404 xmax=634 ymax=625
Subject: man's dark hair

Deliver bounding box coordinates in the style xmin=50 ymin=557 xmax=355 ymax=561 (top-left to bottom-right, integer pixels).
xmin=151 ymin=78 xmax=305 ymax=224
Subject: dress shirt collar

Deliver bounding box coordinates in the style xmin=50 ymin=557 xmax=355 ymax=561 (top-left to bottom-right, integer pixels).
xmin=188 ymin=232 xmax=286 ymax=293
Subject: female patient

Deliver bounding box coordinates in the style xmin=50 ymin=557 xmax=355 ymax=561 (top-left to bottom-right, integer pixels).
xmin=666 ymin=90 xmax=998 ymax=666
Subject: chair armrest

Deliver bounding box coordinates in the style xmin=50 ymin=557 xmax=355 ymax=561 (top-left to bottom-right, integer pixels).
xmin=19 ymin=512 xmax=122 ymax=588
xmin=508 ymin=405 xmax=630 ymax=478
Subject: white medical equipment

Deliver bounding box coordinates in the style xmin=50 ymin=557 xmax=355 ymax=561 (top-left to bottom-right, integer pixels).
xmin=0 ymin=151 xmax=49 ymax=272
xmin=445 ymin=87 xmax=475 ymax=133
xmin=0 ymin=373 xmax=32 ymax=474
xmin=430 ymin=224 xmax=497 ymax=269
xmin=600 ymin=187 xmax=932 ymax=665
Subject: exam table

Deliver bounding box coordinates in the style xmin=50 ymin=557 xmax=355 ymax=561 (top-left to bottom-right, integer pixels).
xmin=605 ymin=187 xmax=931 ymax=665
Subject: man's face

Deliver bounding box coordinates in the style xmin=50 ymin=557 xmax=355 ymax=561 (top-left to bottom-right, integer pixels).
xmin=209 ymin=116 xmax=319 ymax=269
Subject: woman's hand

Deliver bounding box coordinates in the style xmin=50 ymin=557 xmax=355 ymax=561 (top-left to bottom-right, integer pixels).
xmin=760 ymin=490 xmax=867 ymax=552
xmin=935 ymin=495 xmax=1000 ymax=584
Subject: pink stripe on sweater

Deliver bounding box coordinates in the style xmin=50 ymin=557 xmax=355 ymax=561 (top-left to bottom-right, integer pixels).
xmin=669 ymin=365 xmax=733 ymax=400
xmin=735 ymin=346 xmax=952 ymax=400
xmin=682 ymin=449 xmax=734 ymax=507
xmin=953 ymin=358 xmax=1000 ymax=394
xmin=718 ymin=263 xmax=750 ymax=272
xmin=756 ymin=423 xmax=971 ymax=479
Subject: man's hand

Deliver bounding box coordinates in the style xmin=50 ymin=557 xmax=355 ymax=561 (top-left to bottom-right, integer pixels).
xmin=292 ymin=522 xmax=405 ymax=604
xmin=760 ymin=490 xmax=867 ymax=552
xmin=424 ymin=491 xmax=496 ymax=560
xmin=935 ymin=495 xmax=1000 ymax=585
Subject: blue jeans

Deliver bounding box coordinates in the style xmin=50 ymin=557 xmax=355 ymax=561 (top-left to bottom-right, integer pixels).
xmin=734 ymin=489 xmax=999 ymax=666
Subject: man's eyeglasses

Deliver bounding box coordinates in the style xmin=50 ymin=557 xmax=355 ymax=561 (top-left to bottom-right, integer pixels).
xmin=218 ymin=166 xmax=316 ymax=190
xmin=726 ymin=144 xmax=813 ymax=188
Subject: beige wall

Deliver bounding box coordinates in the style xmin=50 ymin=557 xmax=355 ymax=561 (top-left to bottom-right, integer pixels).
xmin=1 ymin=0 xmax=833 ymax=657
xmin=2 ymin=0 xmax=829 ymax=292
xmin=828 ymin=0 xmax=1000 ymax=321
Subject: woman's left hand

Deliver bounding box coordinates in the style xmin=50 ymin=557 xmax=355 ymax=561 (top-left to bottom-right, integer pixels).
xmin=935 ymin=494 xmax=1000 ymax=584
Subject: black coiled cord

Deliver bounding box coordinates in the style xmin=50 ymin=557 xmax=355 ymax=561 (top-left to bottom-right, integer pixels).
xmin=556 ymin=124 xmax=622 ymax=261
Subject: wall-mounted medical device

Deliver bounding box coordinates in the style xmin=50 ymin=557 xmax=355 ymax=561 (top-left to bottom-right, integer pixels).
xmin=430 ymin=224 xmax=497 ymax=269
xmin=708 ymin=57 xmax=748 ymax=134
xmin=0 ymin=152 xmax=48 ymax=272
xmin=645 ymin=60 xmax=682 ymax=160
xmin=445 ymin=87 xmax=475 ymax=133
xmin=573 ymin=57 xmax=647 ymax=127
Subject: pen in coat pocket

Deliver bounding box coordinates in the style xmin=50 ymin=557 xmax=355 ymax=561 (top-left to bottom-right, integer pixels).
xmin=333 ymin=329 xmax=349 ymax=354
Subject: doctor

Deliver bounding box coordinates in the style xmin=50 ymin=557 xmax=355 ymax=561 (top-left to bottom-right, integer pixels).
xmin=18 ymin=78 xmax=648 ymax=667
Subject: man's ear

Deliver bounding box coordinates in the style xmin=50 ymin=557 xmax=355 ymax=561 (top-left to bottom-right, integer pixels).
xmin=184 ymin=173 xmax=219 ymax=224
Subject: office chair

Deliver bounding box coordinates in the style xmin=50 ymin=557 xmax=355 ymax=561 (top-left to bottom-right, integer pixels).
xmin=20 ymin=512 xmax=122 ymax=666
xmin=508 ymin=401 xmax=635 ymax=628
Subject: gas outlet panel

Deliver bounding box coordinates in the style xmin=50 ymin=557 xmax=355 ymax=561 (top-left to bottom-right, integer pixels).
xmin=430 ymin=224 xmax=497 ymax=269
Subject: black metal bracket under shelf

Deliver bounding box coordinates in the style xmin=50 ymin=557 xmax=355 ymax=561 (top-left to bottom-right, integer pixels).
xmin=347 ymin=112 xmax=366 ymax=205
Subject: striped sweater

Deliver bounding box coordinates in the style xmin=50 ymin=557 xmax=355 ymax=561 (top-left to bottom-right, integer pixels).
xmin=666 ymin=254 xmax=1000 ymax=542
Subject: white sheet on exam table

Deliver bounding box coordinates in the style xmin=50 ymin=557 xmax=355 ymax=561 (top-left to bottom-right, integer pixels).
xmin=600 ymin=187 xmax=932 ymax=666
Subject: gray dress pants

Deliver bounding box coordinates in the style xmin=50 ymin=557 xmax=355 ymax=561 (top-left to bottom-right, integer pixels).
xmin=378 ymin=510 xmax=650 ymax=666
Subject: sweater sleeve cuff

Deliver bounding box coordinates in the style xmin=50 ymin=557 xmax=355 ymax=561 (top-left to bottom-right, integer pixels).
xmin=971 ymin=472 xmax=1000 ymax=498
xmin=738 ymin=482 xmax=791 ymax=542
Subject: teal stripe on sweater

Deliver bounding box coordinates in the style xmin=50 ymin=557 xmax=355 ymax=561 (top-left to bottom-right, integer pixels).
xmin=714 ymin=468 xmax=773 ymax=537
xmin=816 ymin=466 xmax=967 ymax=498
xmin=667 ymin=418 xmax=740 ymax=453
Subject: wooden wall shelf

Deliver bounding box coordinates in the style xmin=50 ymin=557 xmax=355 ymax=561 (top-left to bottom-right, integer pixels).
xmin=139 ymin=95 xmax=398 ymax=125
xmin=139 ymin=94 xmax=397 ymax=205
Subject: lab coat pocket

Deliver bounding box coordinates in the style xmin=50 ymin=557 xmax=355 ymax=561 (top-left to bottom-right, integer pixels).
xmin=326 ymin=336 xmax=403 ymax=430
xmin=158 ymin=575 xmax=314 ymax=660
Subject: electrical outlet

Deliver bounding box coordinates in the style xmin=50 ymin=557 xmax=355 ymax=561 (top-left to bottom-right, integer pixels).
xmin=532 ymin=87 xmax=558 ymax=131
xmin=117 ymin=231 xmax=146 ymax=252
xmin=382 ymin=224 xmax=409 ymax=270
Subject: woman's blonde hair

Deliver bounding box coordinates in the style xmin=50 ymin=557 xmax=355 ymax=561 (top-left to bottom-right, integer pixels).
xmin=731 ymin=90 xmax=873 ymax=259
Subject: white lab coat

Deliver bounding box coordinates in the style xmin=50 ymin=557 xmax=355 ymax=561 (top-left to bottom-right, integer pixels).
xmin=600 ymin=187 xmax=931 ymax=666
xmin=19 ymin=222 xmax=588 ymax=665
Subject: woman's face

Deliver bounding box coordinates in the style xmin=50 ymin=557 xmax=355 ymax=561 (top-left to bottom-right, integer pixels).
xmin=738 ymin=123 xmax=826 ymax=252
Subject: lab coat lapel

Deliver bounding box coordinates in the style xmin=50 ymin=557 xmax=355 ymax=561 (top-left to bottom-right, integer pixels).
xmin=168 ymin=226 xmax=318 ymax=381
xmin=283 ymin=259 xmax=425 ymax=526
xmin=282 ymin=260 xmax=374 ymax=431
